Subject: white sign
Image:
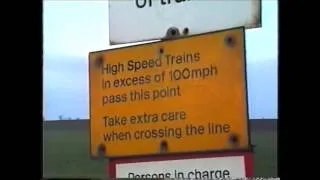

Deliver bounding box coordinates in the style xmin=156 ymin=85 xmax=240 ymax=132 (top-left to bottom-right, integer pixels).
xmin=108 ymin=0 xmax=261 ymax=45
xmin=115 ymin=156 xmax=246 ymax=179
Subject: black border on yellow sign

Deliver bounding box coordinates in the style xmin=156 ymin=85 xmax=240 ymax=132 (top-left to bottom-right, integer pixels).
xmin=88 ymin=26 xmax=252 ymax=160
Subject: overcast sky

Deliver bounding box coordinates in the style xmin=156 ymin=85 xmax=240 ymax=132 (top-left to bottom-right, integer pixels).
xmin=43 ymin=0 xmax=278 ymax=120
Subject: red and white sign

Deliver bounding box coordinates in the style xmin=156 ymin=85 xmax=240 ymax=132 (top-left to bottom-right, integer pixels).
xmin=109 ymin=151 xmax=254 ymax=179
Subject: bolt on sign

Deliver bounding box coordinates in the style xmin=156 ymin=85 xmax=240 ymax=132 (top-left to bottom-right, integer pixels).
xmin=89 ymin=27 xmax=250 ymax=158
xmin=109 ymin=151 xmax=254 ymax=179
xmin=108 ymin=0 xmax=261 ymax=45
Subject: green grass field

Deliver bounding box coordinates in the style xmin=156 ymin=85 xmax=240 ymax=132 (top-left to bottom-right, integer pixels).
xmin=43 ymin=120 xmax=277 ymax=179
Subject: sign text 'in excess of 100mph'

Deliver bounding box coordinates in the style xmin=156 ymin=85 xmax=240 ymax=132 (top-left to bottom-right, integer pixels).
xmin=101 ymin=52 xmax=217 ymax=104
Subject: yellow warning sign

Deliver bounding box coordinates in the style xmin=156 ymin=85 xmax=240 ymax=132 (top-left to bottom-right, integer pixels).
xmin=89 ymin=27 xmax=250 ymax=158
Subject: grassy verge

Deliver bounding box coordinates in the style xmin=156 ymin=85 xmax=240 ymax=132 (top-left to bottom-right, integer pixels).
xmin=43 ymin=128 xmax=277 ymax=178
